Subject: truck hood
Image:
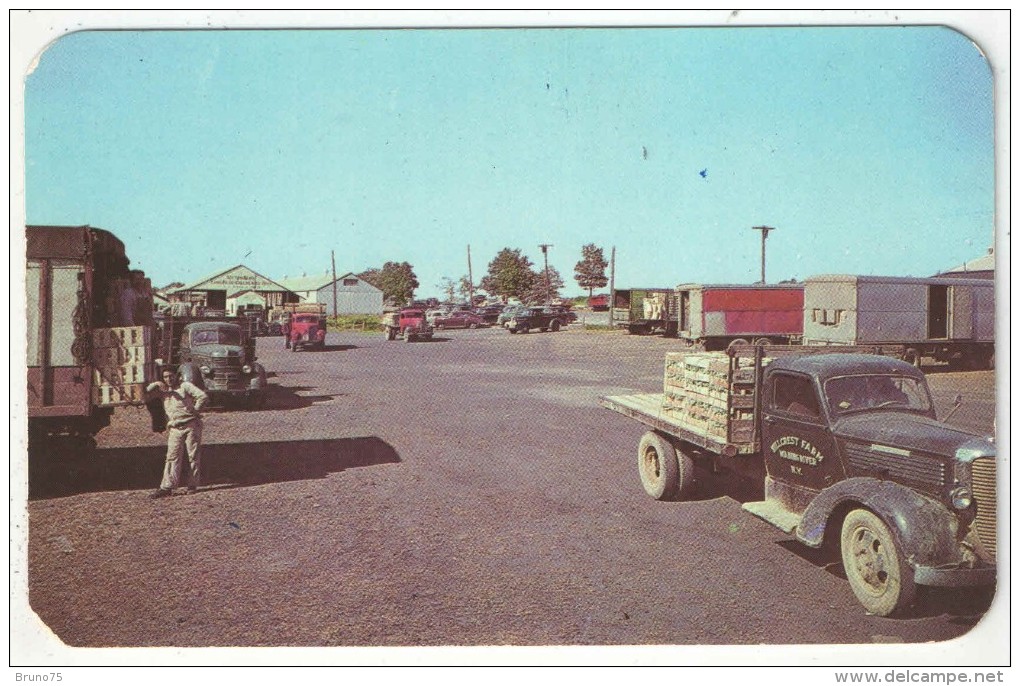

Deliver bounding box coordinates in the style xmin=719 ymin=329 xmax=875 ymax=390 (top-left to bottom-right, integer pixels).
xmin=832 ymin=411 xmax=993 ymax=458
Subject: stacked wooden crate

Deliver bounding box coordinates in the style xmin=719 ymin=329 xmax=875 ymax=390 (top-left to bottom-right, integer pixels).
xmin=662 ymin=351 xmax=767 ymax=444
xmin=91 ymin=326 xmax=154 ymax=406
xmin=662 ymin=352 xmax=730 ymax=439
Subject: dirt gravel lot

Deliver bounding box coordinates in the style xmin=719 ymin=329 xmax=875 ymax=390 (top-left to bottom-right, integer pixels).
xmin=21 ymin=327 xmax=1001 ymax=654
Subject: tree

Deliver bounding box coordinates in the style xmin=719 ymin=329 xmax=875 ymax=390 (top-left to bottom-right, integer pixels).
xmin=479 ymin=248 xmax=535 ymax=301
xmin=457 ymin=275 xmax=474 ymax=302
xmin=574 ymin=243 xmax=609 ymax=297
xmin=524 ymin=265 xmax=565 ymax=304
xmin=359 ymin=262 xmax=419 ymax=305
xmin=437 ymin=277 xmax=457 ymax=302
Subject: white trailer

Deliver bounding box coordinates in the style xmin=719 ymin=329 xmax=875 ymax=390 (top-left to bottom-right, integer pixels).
xmin=802 ymin=275 xmax=994 ymax=369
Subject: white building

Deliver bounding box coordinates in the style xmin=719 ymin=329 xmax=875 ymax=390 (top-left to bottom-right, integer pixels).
xmin=278 ymin=271 xmax=384 ymax=315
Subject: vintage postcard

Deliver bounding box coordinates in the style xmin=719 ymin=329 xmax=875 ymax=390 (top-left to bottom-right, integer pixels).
xmin=10 ymin=10 xmax=1009 ymax=678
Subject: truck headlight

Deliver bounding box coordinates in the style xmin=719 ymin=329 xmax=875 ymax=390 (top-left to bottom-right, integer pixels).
xmin=242 ymin=365 xmax=252 ymax=374
xmin=200 ymin=365 xmax=212 ymax=376
xmin=950 ymin=487 xmax=973 ymax=510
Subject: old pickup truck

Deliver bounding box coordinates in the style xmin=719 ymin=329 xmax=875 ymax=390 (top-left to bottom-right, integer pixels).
xmin=156 ymin=314 xmax=268 ymax=407
xmin=600 ymin=345 xmax=995 ymax=616
xmin=382 ymin=307 xmax=434 ymax=342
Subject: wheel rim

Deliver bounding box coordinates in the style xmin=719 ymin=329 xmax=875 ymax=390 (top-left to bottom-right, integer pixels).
xmin=848 ymin=525 xmax=892 ymax=597
xmin=641 ymin=445 xmax=662 ymax=484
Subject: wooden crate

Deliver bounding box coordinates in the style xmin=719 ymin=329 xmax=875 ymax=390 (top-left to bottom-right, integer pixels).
xmin=91 ymin=325 xmax=152 ymax=349
xmin=92 ymin=383 xmax=148 ymax=406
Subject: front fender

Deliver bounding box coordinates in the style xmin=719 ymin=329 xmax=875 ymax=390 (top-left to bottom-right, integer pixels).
xmin=178 ymin=363 xmax=206 ymax=390
xmin=796 ymin=477 xmax=962 ymax=569
xmin=248 ymin=363 xmax=268 ymax=390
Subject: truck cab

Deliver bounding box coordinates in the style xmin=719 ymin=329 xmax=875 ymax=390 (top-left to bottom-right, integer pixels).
xmin=752 ymin=354 xmax=995 ymax=615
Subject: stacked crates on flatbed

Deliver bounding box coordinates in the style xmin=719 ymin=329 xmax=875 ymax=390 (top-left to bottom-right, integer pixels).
xmin=662 ymin=351 xmax=763 ymax=447
xmin=91 ymin=325 xmax=154 ymax=406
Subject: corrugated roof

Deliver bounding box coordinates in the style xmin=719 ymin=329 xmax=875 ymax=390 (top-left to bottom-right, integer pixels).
xmin=277 ymin=272 xmax=381 ymax=293
xmin=174 ymin=264 xmax=294 ymax=294
xmin=943 ymin=250 xmax=994 ymax=274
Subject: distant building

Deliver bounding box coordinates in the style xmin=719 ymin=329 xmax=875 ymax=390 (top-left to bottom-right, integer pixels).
xmin=278 ymin=271 xmax=384 ymax=315
xmin=935 ymin=249 xmax=995 ymax=280
xmin=170 ymin=265 xmax=299 ymax=314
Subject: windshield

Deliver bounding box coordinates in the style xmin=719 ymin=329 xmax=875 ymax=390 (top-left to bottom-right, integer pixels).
xmin=191 ymin=327 xmax=242 ymax=346
xmin=824 ymin=374 xmax=932 ymax=416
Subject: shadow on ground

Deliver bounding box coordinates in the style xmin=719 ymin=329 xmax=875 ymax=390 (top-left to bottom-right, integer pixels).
xmin=28 ymin=436 xmax=400 ymax=500
xmin=775 ymin=538 xmax=996 ymax=621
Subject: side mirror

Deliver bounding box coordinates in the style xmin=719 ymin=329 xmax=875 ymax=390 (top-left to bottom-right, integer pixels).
xmin=942 ymin=394 xmax=965 ymax=423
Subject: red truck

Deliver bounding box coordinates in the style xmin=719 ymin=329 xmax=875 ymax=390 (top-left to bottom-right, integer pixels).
xmin=382 ymin=308 xmax=434 ymax=342
xmin=675 ymin=283 xmax=804 ymax=350
xmin=281 ymin=303 xmax=328 ymax=352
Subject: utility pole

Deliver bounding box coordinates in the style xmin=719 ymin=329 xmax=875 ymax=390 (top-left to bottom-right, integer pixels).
xmin=467 ymin=244 xmax=474 ymax=307
xmin=752 ymin=226 xmax=775 ymax=284
xmin=331 ymin=250 xmax=338 ymax=317
xmin=609 ymin=245 xmax=616 ymax=311
xmin=538 ymin=244 xmax=553 ymax=304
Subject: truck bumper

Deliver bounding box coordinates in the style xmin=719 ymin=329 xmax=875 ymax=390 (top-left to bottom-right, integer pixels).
xmin=913 ymin=562 xmax=996 ymax=587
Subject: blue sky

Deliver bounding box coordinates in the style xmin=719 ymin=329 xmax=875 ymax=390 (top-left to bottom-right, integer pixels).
xmin=24 ymin=22 xmax=995 ymax=298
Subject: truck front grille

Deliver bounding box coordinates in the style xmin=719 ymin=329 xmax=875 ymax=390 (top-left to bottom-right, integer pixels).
xmin=971 ymin=457 xmax=996 ymax=561
xmin=843 ymin=442 xmax=947 ymax=490
xmin=208 ymin=357 xmax=243 ymax=389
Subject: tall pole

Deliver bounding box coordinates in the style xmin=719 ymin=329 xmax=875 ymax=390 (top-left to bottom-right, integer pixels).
xmin=331 ymin=250 xmax=338 ymax=316
xmin=467 ymin=244 xmax=474 ymax=306
xmin=609 ymin=245 xmax=616 ymax=312
xmin=539 ymin=244 xmax=553 ymax=304
xmin=752 ymin=225 xmax=775 ymax=284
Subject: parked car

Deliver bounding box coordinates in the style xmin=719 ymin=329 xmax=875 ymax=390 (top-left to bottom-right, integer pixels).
xmin=506 ymin=307 xmax=566 ymax=334
xmin=474 ymin=305 xmax=504 ymax=324
xmin=498 ymin=305 xmax=528 ymax=328
xmin=433 ymin=310 xmax=487 ymax=329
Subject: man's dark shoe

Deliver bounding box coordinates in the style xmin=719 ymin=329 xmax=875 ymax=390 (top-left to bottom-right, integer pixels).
xmin=149 ymin=488 xmax=172 ymax=499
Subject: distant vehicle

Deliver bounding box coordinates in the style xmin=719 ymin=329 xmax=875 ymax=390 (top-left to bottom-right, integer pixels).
xmin=281 ymin=302 xmax=328 ymax=352
xmin=382 ymin=308 xmax=434 ymax=342
xmin=506 ymin=307 xmax=566 ymax=334
xmin=433 ymin=310 xmax=486 ymax=329
xmin=473 ymin=305 xmax=504 ymax=324
xmin=497 ymin=305 xmax=528 ymax=328
xmin=587 ymin=294 xmax=609 ymax=311
xmin=612 ymin=288 xmax=678 ymax=336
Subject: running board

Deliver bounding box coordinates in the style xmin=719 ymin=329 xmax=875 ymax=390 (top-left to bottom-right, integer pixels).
xmin=742 ymin=500 xmax=802 ymax=535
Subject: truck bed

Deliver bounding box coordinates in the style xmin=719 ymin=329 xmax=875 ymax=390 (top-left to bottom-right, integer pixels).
xmin=599 ymin=393 xmax=754 ymax=455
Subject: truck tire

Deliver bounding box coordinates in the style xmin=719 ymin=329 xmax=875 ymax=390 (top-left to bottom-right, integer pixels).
xmin=637 ymin=431 xmax=695 ymax=501
xmin=549 ymin=320 xmax=561 ymax=332
xmin=404 ymin=328 xmax=414 ymax=342
xmin=840 ymin=509 xmax=916 ymax=617
xmin=726 ymin=338 xmax=750 ymax=354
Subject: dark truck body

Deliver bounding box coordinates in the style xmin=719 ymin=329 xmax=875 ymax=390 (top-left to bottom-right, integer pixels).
xmin=506 ymin=306 xmax=566 ymax=334
xmin=611 ymin=287 xmax=678 ymax=335
xmin=155 ymin=313 xmax=267 ymax=407
xmin=27 ymin=225 xmax=156 ymax=448
xmin=600 ymin=345 xmax=995 ymax=616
